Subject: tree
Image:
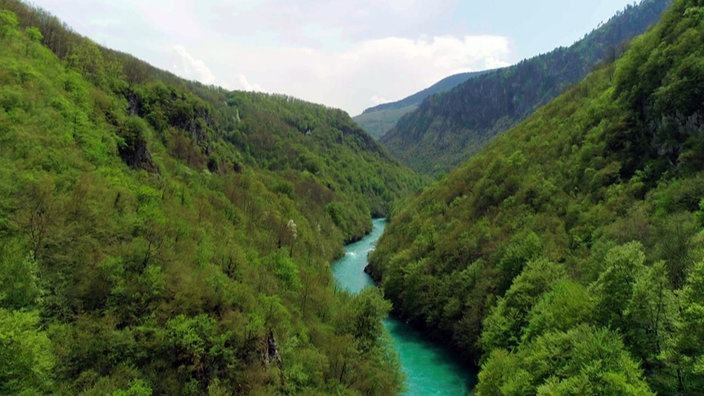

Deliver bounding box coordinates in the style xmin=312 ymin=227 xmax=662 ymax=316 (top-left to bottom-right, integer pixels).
xmin=0 ymin=237 xmax=40 ymax=309
xmin=0 ymin=10 xmax=18 ymax=38
xmin=482 ymin=258 xmax=566 ymax=352
xmin=24 ymin=26 xmax=42 ymax=56
xmin=523 ymin=279 xmax=594 ymax=342
xmin=667 ymin=259 xmax=704 ymax=393
xmin=476 ymin=325 xmax=654 ymax=396
xmin=0 ymin=309 xmax=55 ymax=394
xmin=624 ymin=261 xmax=676 ymax=367
xmin=350 ymin=287 xmax=392 ymax=353
xmin=108 ymin=379 xmax=153 ymax=396
xmin=25 ymin=26 xmax=42 ymax=42
xmin=589 ymin=242 xmax=646 ymax=330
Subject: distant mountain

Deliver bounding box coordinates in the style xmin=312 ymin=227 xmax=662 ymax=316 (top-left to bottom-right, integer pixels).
xmin=381 ymin=0 xmax=673 ymax=175
xmin=353 ymin=70 xmax=491 ymax=139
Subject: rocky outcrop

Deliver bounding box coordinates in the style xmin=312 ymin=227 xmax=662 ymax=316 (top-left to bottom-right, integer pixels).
xmin=118 ymin=133 xmax=158 ymax=173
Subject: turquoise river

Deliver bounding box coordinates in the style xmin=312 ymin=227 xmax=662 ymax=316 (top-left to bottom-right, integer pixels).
xmin=332 ymin=218 xmax=475 ymax=395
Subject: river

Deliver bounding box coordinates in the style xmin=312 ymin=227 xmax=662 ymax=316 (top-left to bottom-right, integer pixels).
xmin=332 ymin=218 xmax=475 ymax=395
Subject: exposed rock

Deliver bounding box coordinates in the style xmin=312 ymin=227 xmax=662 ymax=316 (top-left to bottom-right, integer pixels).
xmin=263 ymin=328 xmax=282 ymax=367
xmin=118 ymin=135 xmax=158 ymax=174
xmin=261 ymin=328 xmax=285 ymax=390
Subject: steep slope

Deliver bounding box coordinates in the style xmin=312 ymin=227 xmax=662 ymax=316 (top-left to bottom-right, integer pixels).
xmin=370 ymin=0 xmax=704 ymax=393
xmin=382 ymin=0 xmax=672 ymax=175
xmin=0 ymin=2 xmax=419 ymax=394
xmin=353 ymin=70 xmax=490 ymax=139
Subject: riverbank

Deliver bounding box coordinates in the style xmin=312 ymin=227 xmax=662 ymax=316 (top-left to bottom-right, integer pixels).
xmin=331 ymin=219 xmax=474 ymax=395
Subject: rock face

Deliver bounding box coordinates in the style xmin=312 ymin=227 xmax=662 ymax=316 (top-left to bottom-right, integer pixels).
xmin=264 ymin=329 xmax=282 ymax=367
xmin=262 ymin=329 xmax=285 ymax=390
xmin=118 ymin=134 xmax=158 ymax=173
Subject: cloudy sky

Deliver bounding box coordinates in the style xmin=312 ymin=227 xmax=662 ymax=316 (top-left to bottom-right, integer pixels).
xmin=31 ymin=0 xmax=636 ymax=115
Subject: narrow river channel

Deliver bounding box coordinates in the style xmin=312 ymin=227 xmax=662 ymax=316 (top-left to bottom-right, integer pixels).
xmin=332 ymin=218 xmax=475 ymax=395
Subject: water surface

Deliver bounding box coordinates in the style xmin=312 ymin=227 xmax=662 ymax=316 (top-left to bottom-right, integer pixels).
xmin=332 ymin=218 xmax=474 ymax=395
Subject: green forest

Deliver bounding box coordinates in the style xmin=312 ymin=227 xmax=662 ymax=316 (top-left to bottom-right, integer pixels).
xmin=370 ymin=0 xmax=704 ymax=393
xmin=0 ymin=0 xmax=421 ymax=394
xmin=4 ymin=0 xmax=704 ymax=394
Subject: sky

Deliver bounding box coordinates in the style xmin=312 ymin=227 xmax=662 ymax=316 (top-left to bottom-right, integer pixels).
xmin=30 ymin=0 xmax=638 ymax=115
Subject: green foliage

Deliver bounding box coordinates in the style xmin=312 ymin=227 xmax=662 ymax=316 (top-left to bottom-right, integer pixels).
xmin=624 ymin=260 xmax=676 ymax=374
xmin=523 ymin=280 xmax=595 ymax=342
xmin=482 ymin=259 xmax=566 ymax=353
xmin=0 ymin=4 xmax=417 ymax=394
xmin=326 ymin=289 xmax=404 ymax=395
xmin=477 ymin=325 xmax=653 ymax=396
xmin=0 ymin=309 xmax=55 ymax=395
xmin=0 ymin=237 xmax=41 ymax=309
xmin=666 ymin=260 xmax=704 ymax=393
xmin=107 ymin=379 xmax=153 ymax=396
xmin=589 ymin=242 xmax=646 ymax=329
xmin=372 ymin=0 xmax=704 ymax=393
xmin=349 ymin=288 xmax=392 ymax=352
xmin=0 ymin=9 xmax=17 ymax=37
xmin=24 ymin=26 xmax=41 ymax=41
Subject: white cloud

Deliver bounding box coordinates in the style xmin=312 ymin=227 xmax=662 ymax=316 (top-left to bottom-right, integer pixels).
xmin=345 ymin=35 xmax=511 ymax=71
xmin=199 ymin=34 xmax=512 ymax=114
xmin=170 ymin=45 xmax=216 ymax=86
xmin=29 ymin=0 xmax=517 ymax=115
xmin=370 ymin=95 xmax=389 ymax=106
xmin=88 ymin=17 xmax=121 ymax=28
xmin=233 ymin=74 xmax=264 ymax=92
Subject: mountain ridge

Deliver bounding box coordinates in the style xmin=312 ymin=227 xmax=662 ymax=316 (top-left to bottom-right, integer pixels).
xmin=381 ymin=0 xmax=673 ymax=175
xmin=353 ymin=70 xmax=492 ymax=139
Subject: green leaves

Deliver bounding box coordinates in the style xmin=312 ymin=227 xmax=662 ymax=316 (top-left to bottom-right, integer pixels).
xmin=477 ymin=325 xmax=654 ymax=396
xmin=482 ymin=259 xmax=566 ymax=352
xmin=523 ymin=280 xmax=594 ymax=342
xmin=0 ymin=2 xmax=417 ymax=393
xmin=374 ymin=2 xmax=704 ymax=394
xmin=24 ymin=26 xmax=41 ymax=42
xmin=0 ymin=10 xmax=18 ymax=38
xmin=589 ymin=242 xmax=646 ymax=329
xmin=666 ymin=260 xmax=704 ymax=393
xmin=0 ymin=309 xmax=55 ymax=395
xmin=350 ymin=288 xmax=392 ymax=353
xmin=0 ymin=237 xmax=40 ymax=309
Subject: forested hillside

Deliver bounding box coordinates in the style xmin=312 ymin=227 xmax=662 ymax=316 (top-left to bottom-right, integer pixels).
xmin=353 ymin=70 xmax=490 ymax=140
xmin=370 ymin=0 xmax=704 ymax=393
xmin=0 ymin=1 xmax=420 ymax=394
xmin=381 ymin=0 xmax=672 ymax=175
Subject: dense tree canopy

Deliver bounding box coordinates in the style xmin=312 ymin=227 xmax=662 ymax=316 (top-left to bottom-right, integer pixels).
xmin=0 ymin=1 xmax=420 ymax=393
xmin=370 ymin=0 xmax=704 ymax=393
